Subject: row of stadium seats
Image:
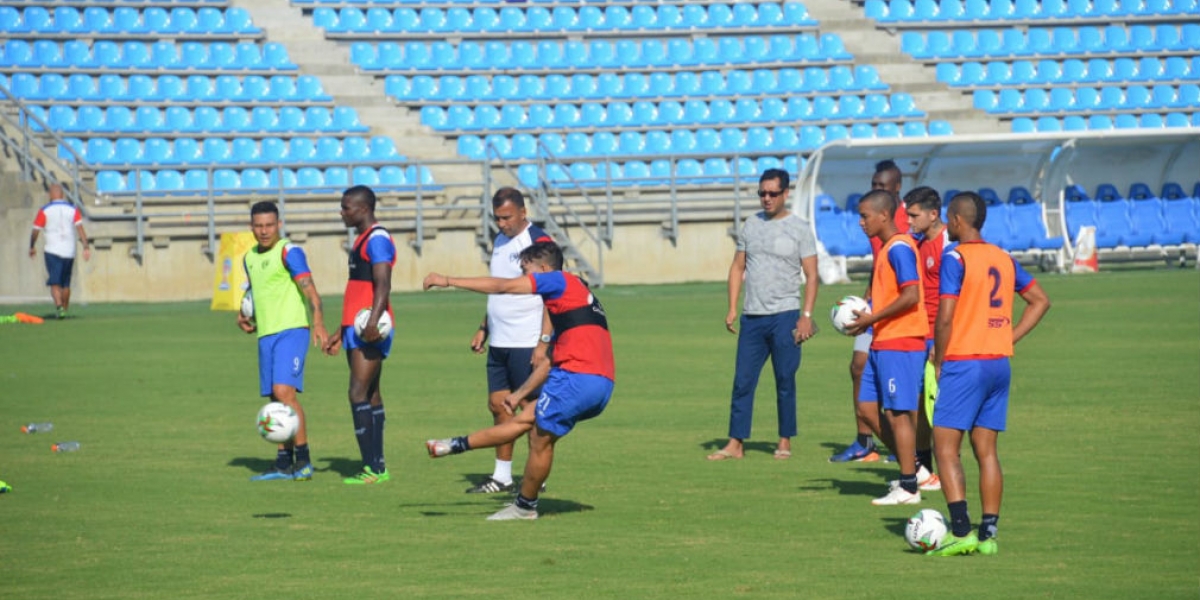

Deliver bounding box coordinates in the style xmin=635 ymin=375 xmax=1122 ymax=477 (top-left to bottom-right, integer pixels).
xmin=0 ymin=6 xmax=259 ymax=35
xmin=33 ymin=104 xmax=369 ymax=135
xmin=347 ymin=34 xmax=853 ymax=71
xmin=455 ymin=121 xmax=953 ymax=160
xmin=382 ymin=67 xmax=889 ymax=103
xmin=515 ymin=155 xmax=803 ymax=190
xmin=1064 ymin=187 xmax=1200 ymax=246
xmin=973 ymin=84 xmax=1200 ymax=113
xmin=1 ymin=40 xmax=297 ymax=70
xmin=935 ymin=56 xmax=1199 ymax=87
xmin=419 ymin=94 xmax=925 ymax=132
xmin=900 ymin=24 xmax=1200 ymax=60
xmin=868 ymin=0 xmax=1197 ymax=22
xmin=312 ymin=3 xmax=816 ymax=33
xmin=63 ymin=135 xmax=401 ymax=166
xmin=94 ymin=165 xmax=437 ymax=194
xmin=1011 ymin=112 xmax=1198 ymax=130
xmin=1068 ymin=181 xmax=1200 ymax=202
xmin=2 ymin=72 xmax=332 ymax=103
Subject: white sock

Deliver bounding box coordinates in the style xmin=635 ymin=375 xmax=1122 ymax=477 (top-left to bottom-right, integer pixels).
xmin=492 ymin=459 xmax=513 ymax=485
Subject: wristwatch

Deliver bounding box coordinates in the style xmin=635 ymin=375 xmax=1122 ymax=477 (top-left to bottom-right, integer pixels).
xmin=539 ymin=334 xmax=553 ymax=344
xmin=801 ymin=311 xmax=813 ymax=318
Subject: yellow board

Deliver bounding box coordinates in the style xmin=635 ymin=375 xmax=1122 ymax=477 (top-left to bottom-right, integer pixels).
xmin=210 ymin=231 xmax=256 ymax=311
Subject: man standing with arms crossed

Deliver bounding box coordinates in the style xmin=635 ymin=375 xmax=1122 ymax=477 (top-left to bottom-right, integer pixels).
xmin=324 ymin=185 xmax=396 ymax=485
xmin=238 ymin=201 xmax=329 ymax=481
xmin=466 ymin=187 xmax=553 ymax=494
xmin=927 ymin=192 xmax=1050 ymax=556
xmin=29 ymin=183 xmax=89 ymax=319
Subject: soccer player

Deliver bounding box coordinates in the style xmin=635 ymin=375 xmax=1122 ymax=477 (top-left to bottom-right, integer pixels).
xmin=927 ymin=192 xmax=1051 ymax=556
xmin=238 ymin=201 xmax=329 ymax=481
xmin=323 ymin=186 xmax=396 ymax=485
xmin=422 ymin=242 xmax=615 ymax=521
xmin=830 ymin=161 xmax=908 ymax=463
xmin=465 ymin=187 xmax=554 ymax=494
xmin=844 ymin=190 xmax=927 ymax=506
xmin=28 ymin=183 xmax=89 ymax=319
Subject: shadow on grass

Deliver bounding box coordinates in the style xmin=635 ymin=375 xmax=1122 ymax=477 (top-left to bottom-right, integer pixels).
xmin=320 ymin=456 xmax=366 ymax=477
xmin=881 ymin=515 xmax=908 ymax=539
xmin=228 ymin=456 xmax=365 ymax=478
xmin=227 ymin=456 xmax=273 ymax=474
xmin=699 ymin=438 xmax=778 ymax=458
xmin=798 ymin=478 xmax=882 ymax=498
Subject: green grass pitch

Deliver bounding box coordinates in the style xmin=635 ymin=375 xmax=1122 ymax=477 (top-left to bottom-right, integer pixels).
xmin=0 ymin=269 xmax=1196 ymax=599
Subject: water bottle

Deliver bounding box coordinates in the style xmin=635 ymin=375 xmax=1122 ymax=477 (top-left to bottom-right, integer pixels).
xmin=51 ymin=441 xmax=80 ymax=453
xmin=21 ymin=422 xmax=53 ymax=434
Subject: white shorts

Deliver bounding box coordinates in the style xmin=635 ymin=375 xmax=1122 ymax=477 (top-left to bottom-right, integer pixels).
xmin=853 ymin=331 xmax=872 ymax=353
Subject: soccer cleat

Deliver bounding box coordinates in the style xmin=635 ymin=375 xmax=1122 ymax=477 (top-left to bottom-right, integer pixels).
xmin=425 ymin=439 xmax=452 ymax=458
xmin=889 ymin=465 xmax=942 ymax=492
xmin=343 ymin=466 xmax=389 ymax=485
xmin=829 ymin=440 xmax=880 ymax=463
xmin=465 ymin=477 xmax=515 ymax=494
xmin=486 ymin=503 xmax=538 ymax=521
xmin=56 ymin=307 xmax=66 ymax=320
xmin=976 ymin=538 xmax=998 ymax=556
xmin=250 ymin=469 xmax=293 ymax=482
xmin=927 ymin=532 xmax=979 ymax=556
xmin=871 ymin=486 xmax=921 ymax=506
xmin=292 ymin=463 xmax=314 ymax=481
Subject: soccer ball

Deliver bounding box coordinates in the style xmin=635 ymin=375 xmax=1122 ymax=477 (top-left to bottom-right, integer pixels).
xmin=354 ymin=308 xmax=393 ymax=339
xmin=905 ymin=509 xmax=948 ymax=551
xmin=256 ymin=402 xmax=298 ymax=444
xmin=830 ymin=295 xmax=871 ymax=336
xmin=240 ymin=289 xmax=254 ymax=320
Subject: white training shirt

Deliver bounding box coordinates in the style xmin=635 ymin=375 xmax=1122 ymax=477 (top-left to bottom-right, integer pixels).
xmin=486 ymin=223 xmax=552 ymax=348
xmin=32 ymin=200 xmax=82 ymax=259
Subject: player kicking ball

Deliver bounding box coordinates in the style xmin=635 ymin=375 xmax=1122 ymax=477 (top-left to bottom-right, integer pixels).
xmin=422 ymin=242 xmax=615 ymax=521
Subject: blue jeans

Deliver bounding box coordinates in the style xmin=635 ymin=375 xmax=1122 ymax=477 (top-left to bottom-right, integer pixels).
xmin=727 ymin=310 xmax=800 ymax=440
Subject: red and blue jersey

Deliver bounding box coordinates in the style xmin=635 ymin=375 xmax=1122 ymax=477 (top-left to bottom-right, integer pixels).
xmin=870 ymin=235 xmax=928 ymax=351
xmin=916 ymin=228 xmax=953 ymax=338
xmin=939 ymin=241 xmax=1036 ymax=360
xmin=528 ymin=271 xmax=615 ymax=381
xmin=341 ymin=224 xmax=396 ymax=327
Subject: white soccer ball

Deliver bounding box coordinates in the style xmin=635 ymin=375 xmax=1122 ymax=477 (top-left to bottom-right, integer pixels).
xmin=354 ymin=308 xmax=393 ymax=339
xmin=905 ymin=509 xmax=948 ymax=551
xmin=830 ymin=295 xmax=871 ymax=336
xmin=256 ymin=402 xmax=298 ymax=444
xmin=240 ymin=289 xmax=254 ymax=320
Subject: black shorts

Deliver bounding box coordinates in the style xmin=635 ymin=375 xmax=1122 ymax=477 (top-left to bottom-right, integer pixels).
xmin=486 ymin=346 xmax=536 ymax=395
xmin=45 ymin=253 xmax=73 ymax=288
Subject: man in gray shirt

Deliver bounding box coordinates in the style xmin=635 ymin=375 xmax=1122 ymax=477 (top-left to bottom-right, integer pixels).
xmin=708 ymin=169 xmax=820 ymax=461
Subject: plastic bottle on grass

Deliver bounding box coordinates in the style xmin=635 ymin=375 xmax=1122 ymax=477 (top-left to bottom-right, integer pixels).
xmin=21 ymin=422 xmax=53 ymax=433
xmin=52 ymin=441 xmax=80 ymax=453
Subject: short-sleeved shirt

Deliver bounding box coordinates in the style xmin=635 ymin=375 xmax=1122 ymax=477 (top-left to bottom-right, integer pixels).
xmin=736 ymin=211 xmax=817 ymax=315
xmin=340 ymin=225 xmax=396 ymax=327
xmin=940 ymin=241 xmax=1036 ymax=360
xmin=528 ymin=271 xmax=615 ymax=381
xmin=870 ymin=235 xmax=927 ymax=351
xmin=487 ymin=224 xmax=552 ymax=348
xmin=33 ymin=200 xmax=82 ymax=258
xmin=916 ymin=227 xmax=953 ymax=338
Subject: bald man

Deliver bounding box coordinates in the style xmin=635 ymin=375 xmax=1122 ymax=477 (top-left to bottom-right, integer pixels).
xmin=29 ymin=184 xmax=90 ymax=319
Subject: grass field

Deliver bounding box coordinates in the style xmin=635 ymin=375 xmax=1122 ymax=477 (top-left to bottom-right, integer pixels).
xmin=1 ymin=269 xmax=1197 ymax=599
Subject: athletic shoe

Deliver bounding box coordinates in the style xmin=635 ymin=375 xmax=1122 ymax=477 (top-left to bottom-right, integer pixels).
xmin=888 ymin=465 xmax=942 ymax=492
xmin=884 ymin=453 xmax=897 ymax=463
xmin=486 ymin=503 xmax=538 ymax=521
xmin=976 ymin=538 xmax=998 ymax=556
xmin=829 ymin=440 xmax=880 ymax=463
xmin=343 ymin=466 xmax=389 ymax=485
xmin=425 ymin=439 xmax=452 ymax=458
xmin=56 ymin=307 xmax=66 ymax=320
xmin=292 ymin=463 xmax=314 ymax=482
xmin=466 ymin=477 xmax=515 ymax=494
xmin=250 ymin=469 xmax=293 ymax=482
xmin=927 ymin=532 xmax=979 ymax=556
xmin=871 ymin=486 xmax=921 ymax=506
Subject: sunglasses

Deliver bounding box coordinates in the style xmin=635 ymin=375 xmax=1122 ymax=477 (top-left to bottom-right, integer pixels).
xmin=757 ymin=190 xmax=784 ymax=198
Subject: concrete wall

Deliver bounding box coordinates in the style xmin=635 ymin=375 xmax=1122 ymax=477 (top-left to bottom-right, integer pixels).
xmin=1 ymin=174 xmax=59 ymax=302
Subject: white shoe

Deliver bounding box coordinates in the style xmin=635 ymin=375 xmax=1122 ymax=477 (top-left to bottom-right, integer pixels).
xmin=888 ymin=465 xmax=942 ymax=492
xmin=486 ymin=503 xmax=538 ymax=521
xmin=872 ymin=486 xmax=921 ymax=506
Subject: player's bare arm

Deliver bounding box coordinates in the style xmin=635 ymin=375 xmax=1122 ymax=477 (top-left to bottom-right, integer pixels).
xmin=359 ymin=261 xmax=392 ymax=343
xmin=932 ymin=296 xmax=958 ymax=377
xmin=794 ymin=254 xmax=820 ymax=343
xmin=1012 ymin=281 xmax=1051 ymax=344
xmin=423 ymin=273 xmax=534 ymax=295
xmin=725 ymin=250 xmax=746 ymax=334
xmin=28 ymin=230 xmax=39 ymax=258
xmin=77 ymin=223 xmax=90 ymax=261
xmin=296 ymin=275 xmax=329 ymax=349
xmin=236 ymin=311 xmax=256 ymax=334
xmin=470 ymin=313 xmax=488 ymax=354
xmin=504 ymin=355 xmax=551 ymax=415
xmin=847 ymin=284 xmax=919 ymax=337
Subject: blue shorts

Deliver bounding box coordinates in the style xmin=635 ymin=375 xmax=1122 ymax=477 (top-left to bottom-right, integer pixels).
xmin=342 ymin=325 xmax=393 ymax=358
xmin=534 ymin=368 xmax=614 ymax=438
xmin=258 ymin=328 xmax=309 ymax=397
xmin=858 ymin=349 xmax=924 ymax=411
xmin=487 ymin=346 xmax=536 ymax=393
xmin=45 ymin=253 xmax=74 ymax=287
xmin=934 ymin=358 xmax=1011 ymax=432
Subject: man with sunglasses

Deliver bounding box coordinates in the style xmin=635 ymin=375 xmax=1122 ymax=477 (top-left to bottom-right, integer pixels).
xmin=708 ymin=169 xmax=819 ymax=461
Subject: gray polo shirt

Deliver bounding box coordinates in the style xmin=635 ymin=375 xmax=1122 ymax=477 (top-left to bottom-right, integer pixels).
xmin=736 ymin=211 xmax=817 ymax=316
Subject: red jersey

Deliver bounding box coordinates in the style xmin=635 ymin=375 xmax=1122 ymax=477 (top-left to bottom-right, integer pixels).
xmin=917 ymin=227 xmax=951 ymax=339
xmin=341 ymin=224 xmax=396 ymax=327
xmin=529 ymin=271 xmax=615 ymax=381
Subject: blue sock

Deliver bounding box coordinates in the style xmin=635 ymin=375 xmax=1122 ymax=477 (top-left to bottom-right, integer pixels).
xmin=370 ymin=405 xmax=386 ymax=473
xmin=274 ymin=447 xmax=293 ymax=471
xmin=515 ymin=494 xmax=538 ymax=510
xmin=449 ymin=436 xmax=471 ymax=454
xmin=948 ymin=500 xmax=972 ymax=537
xmin=899 ymin=473 xmax=919 ymax=494
xmin=295 ymin=443 xmax=310 ymax=466
xmin=350 ymin=402 xmax=373 ymax=469
xmin=979 ymin=514 xmax=999 ymax=541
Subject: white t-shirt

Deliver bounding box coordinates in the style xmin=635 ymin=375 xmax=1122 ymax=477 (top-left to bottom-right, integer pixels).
xmin=486 ymin=223 xmax=552 ymax=348
xmin=33 ymin=200 xmax=82 ymax=259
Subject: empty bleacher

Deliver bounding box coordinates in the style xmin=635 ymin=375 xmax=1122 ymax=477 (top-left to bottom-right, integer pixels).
xmin=1064 ymin=182 xmax=1200 ymax=249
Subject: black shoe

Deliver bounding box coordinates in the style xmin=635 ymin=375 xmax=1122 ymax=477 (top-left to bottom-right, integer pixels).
xmin=465 ymin=477 xmax=515 ymax=494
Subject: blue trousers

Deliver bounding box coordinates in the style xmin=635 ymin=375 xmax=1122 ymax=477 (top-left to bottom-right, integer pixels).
xmin=727 ymin=310 xmax=800 ymax=440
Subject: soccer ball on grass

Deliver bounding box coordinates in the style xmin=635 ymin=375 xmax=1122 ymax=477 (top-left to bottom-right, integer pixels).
xmin=905 ymin=509 xmax=948 ymax=551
